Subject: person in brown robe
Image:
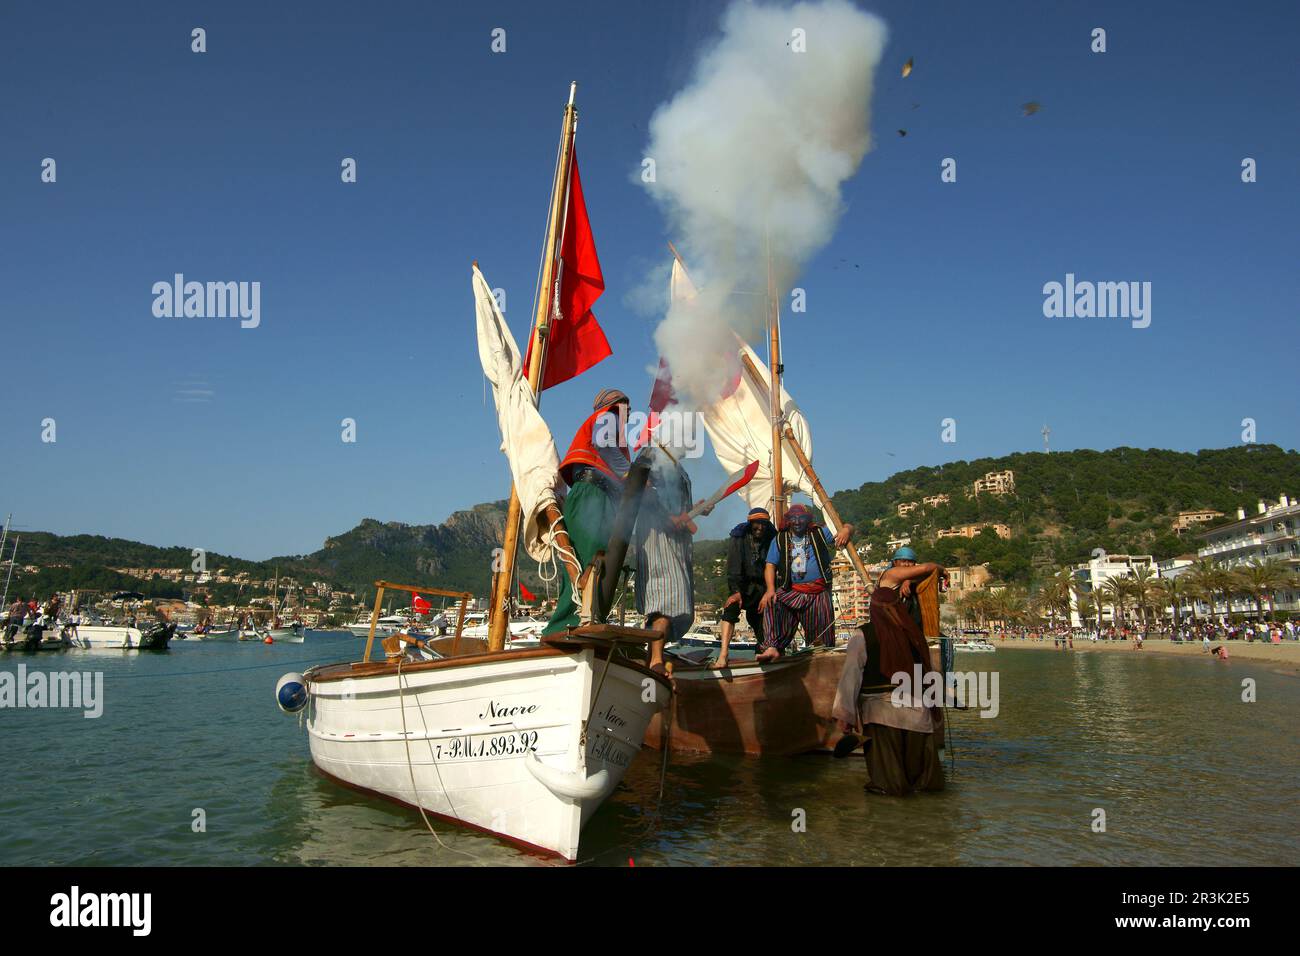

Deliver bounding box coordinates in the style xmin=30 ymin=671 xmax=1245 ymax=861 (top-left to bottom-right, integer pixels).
xmin=833 ymin=550 xmax=946 ymax=795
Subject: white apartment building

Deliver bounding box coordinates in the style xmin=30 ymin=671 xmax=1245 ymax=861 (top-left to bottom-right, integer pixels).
xmin=1195 ymin=495 xmax=1300 ymax=616
xmin=1068 ymin=553 xmax=1156 ymax=627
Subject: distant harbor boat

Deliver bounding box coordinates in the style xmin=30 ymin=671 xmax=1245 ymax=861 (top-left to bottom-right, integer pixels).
xmin=345 ymin=614 xmax=405 ymax=639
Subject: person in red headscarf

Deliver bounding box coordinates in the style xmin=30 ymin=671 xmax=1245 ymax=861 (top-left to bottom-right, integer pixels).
xmin=756 ymin=503 xmax=853 ymax=662
xmin=544 ymin=388 xmax=632 ymax=635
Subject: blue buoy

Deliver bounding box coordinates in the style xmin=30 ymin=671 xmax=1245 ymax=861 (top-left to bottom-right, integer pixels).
xmin=276 ymin=672 xmax=308 ymax=714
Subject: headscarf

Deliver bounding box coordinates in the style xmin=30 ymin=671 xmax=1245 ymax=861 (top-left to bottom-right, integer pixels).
xmin=888 ymin=546 xmax=918 ymax=567
xmin=780 ymin=503 xmax=818 ymax=532
xmin=592 ymin=388 xmax=628 ymax=411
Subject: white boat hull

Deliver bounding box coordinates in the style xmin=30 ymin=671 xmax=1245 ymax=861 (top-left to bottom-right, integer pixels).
xmin=63 ymin=625 xmax=145 ymax=649
xmin=346 ymin=623 xmax=400 ymax=639
xmin=197 ymin=628 xmax=238 ymax=642
xmin=305 ymin=646 xmax=668 ymax=861
xmin=268 ymin=627 xmax=303 ymax=643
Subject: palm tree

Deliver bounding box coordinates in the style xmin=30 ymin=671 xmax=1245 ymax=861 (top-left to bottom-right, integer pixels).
xmin=1129 ymin=566 xmax=1156 ymax=636
xmin=1101 ymin=577 xmax=1131 ymax=631
xmin=1152 ymin=576 xmax=1187 ymax=632
xmin=1232 ymin=559 xmax=1294 ymax=621
xmin=964 ymin=591 xmax=991 ymax=634
xmin=1047 ymin=568 xmax=1075 ymax=629
xmin=1091 ymin=588 xmax=1107 ymax=637
xmin=992 ymin=587 xmax=1028 ymax=631
xmin=1071 ymin=581 xmax=1094 ymax=632
xmin=1186 ymin=560 xmax=1231 ymax=626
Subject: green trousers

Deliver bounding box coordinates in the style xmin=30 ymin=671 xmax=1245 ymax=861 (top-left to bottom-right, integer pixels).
xmin=543 ymin=481 xmax=617 ymax=635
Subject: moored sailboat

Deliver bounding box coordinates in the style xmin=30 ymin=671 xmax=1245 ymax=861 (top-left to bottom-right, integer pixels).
xmin=283 ymin=84 xmax=671 ymax=861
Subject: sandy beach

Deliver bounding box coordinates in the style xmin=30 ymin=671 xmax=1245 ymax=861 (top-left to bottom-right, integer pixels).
xmin=992 ymin=636 xmax=1300 ymax=673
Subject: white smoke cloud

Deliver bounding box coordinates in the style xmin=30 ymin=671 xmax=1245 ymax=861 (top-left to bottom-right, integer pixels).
xmin=642 ymin=0 xmax=887 ymax=407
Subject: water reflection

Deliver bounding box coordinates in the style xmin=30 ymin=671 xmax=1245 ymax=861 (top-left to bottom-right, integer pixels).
xmin=2 ymin=645 xmax=1296 ymax=865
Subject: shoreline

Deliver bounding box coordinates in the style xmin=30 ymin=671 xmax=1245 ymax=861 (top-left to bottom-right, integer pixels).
xmin=990 ymin=635 xmax=1300 ymax=672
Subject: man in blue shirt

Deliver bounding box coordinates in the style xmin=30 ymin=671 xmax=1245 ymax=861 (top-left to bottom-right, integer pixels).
xmin=757 ymin=503 xmax=853 ymax=661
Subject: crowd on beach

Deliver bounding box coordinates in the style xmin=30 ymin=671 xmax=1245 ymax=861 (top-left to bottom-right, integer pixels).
xmin=985 ymin=619 xmax=1297 ymax=654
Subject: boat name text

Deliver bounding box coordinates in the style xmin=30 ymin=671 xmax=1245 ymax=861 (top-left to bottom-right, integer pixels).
xmin=479 ymin=700 xmax=539 ymax=721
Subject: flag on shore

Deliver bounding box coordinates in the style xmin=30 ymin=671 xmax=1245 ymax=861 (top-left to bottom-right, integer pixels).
xmin=524 ymin=152 xmax=611 ymax=391
xmin=519 ymin=581 xmax=536 ymax=603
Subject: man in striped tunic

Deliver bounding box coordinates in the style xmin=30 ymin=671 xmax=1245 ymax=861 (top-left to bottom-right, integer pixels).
xmin=756 ymin=503 xmax=854 ymax=662
xmin=634 ymin=445 xmax=709 ymax=673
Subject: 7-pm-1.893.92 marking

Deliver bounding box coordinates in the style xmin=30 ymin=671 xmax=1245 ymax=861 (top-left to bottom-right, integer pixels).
xmin=433 ymin=731 xmax=540 ymax=761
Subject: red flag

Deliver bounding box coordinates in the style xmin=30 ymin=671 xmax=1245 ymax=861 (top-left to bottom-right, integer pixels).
xmin=524 ymin=152 xmax=611 ymax=391
xmin=518 ymin=582 xmax=537 ymax=603
xmin=411 ymin=594 xmax=431 ymax=615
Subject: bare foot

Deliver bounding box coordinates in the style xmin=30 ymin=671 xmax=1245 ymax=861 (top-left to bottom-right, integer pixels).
xmin=711 ymin=656 xmax=729 ymax=669
xmin=755 ymin=647 xmax=780 ymax=663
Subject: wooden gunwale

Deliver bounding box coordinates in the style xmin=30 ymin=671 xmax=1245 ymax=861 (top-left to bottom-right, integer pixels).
xmin=307 ymin=643 xmax=673 ymax=694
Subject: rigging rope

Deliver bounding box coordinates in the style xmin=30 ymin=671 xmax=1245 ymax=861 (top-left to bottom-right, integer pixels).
xmin=395 ymin=653 xmax=484 ymax=862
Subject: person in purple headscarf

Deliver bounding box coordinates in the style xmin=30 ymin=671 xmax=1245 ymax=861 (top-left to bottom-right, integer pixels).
xmin=756 ymin=503 xmax=853 ymax=662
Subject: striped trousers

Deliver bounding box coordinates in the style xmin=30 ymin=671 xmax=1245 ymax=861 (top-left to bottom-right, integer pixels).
xmin=761 ymin=588 xmax=835 ymax=654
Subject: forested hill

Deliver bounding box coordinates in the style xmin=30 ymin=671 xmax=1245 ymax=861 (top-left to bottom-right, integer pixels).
xmin=14 ymin=445 xmax=1299 ymax=604
xmin=828 ymin=444 xmax=1300 ymax=584
xmin=10 ymin=502 xmax=520 ymax=605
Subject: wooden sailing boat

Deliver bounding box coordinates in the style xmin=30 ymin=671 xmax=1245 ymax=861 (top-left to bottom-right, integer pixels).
xmin=295 ymin=84 xmax=671 ymax=862
xmin=642 ymin=249 xmax=875 ymax=756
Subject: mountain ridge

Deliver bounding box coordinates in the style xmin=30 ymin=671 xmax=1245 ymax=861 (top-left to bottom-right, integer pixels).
xmin=9 ymin=444 xmax=1298 ymax=605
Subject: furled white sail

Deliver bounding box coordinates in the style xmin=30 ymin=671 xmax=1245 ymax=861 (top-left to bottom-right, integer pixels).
xmin=473 ymin=265 xmax=564 ymax=560
xmin=671 ymin=260 xmax=839 ymax=533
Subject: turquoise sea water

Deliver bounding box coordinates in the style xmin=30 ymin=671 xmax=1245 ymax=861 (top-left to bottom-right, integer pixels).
xmin=1 ymin=637 xmax=1296 ymax=866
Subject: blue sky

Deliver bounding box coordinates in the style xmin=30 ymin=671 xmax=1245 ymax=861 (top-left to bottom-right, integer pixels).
xmin=2 ymin=0 xmax=1297 ymax=559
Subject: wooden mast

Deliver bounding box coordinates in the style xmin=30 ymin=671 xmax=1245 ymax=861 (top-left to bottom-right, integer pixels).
xmin=733 ymin=349 xmax=873 ymax=595
xmin=668 ymin=241 xmax=870 ymax=595
xmin=766 ymin=234 xmax=785 ymax=525
xmin=488 ymin=82 xmax=580 ymax=653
